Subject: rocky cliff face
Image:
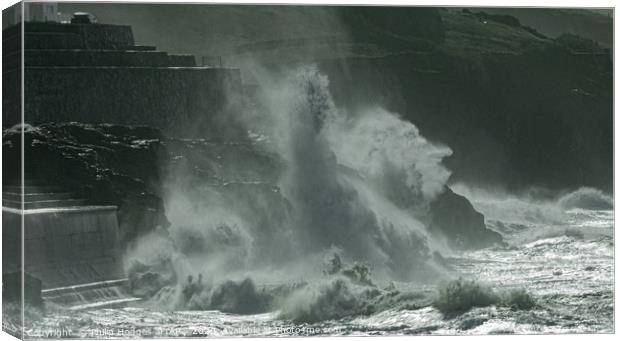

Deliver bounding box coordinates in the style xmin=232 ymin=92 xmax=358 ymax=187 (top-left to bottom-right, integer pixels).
xmin=317 ymin=9 xmax=612 ymax=192
xmin=48 ymin=6 xmax=611 ymax=192
xmin=3 ymin=123 xmax=501 ymax=252
xmin=227 ymin=7 xmax=612 ymax=193
xmin=481 ymin=8 xmax=613 ymax=48
xmin=428 ymin=187 xmax=503 ymax=250
xmin=319 ymin=49 xmax=611 ymax=192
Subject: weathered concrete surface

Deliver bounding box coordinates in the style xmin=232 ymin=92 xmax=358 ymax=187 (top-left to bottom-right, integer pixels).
xmin=2 ymin=206 xmax=124 ymax=290
xmin=22 ymin=66 xmax=242 ymax=138
xmin=42 ymin=279 xmax=140 ymax=309
xmin=2 ymin=203 xmax=135 ymax=309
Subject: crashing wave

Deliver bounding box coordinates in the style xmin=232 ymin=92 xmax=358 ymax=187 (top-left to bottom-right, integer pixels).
xmin=123 ymin=66 xmax=507 ymax=316
xmin=557 ymin=187 xmax=613 ymax=210
xmin=433 ymin=279 xmax=536 ymax=317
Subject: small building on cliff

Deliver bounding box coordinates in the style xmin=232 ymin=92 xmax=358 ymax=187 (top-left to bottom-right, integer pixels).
xmin=2 ymin=15 xmax=243 ymax=137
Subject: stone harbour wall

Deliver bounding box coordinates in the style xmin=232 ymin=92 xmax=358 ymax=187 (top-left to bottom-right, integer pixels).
xmin=22 ymin=66 xmax=242 ymax=137
xmin=2 ymin=206 xmax=124 ymax=289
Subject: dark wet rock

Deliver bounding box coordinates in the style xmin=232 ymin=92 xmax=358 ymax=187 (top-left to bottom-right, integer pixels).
xmin=3 ymin=122 xmax=170 ymax=248
xmin=316 ymin=10 xmax=612 ymax=192
xmin=5 ymin=123 xmax=499 ymax=254
xmin=4 ymin=122 xmax=284 ymax=251
xmin=11 ymin=124 xmax=498 ymax=254
xmin=428 ymin=187 xmax=503 ymax=250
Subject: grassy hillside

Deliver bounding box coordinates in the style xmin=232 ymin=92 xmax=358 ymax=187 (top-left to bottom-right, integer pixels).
xmin=481 ymin=7 xmax=613 ymax=48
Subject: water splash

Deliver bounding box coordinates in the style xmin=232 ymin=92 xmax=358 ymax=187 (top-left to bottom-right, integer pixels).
xmin=557 ymin=187 xmax=613 ymax=210
xmin=126 ymin=66 xmax=458 ymax=310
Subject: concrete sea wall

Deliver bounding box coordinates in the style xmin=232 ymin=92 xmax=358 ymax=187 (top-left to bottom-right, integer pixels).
xmin=2 ymin=206 xmax=124 ymax=290
xmin=20 ymin=66 xmax=242 ymax=137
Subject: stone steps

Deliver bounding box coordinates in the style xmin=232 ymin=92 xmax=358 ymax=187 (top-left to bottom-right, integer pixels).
xmin=23 ymin=49 xmax=196 ymax=67
xmin=126 ymin=45 xmax=157 ymax=51
xmin=2 ymin=181 xmax=87 ymax=210
xmin=25 ymin=49 xmax=171 ymax=67
xmin=2 ymin=178 xmax=129 ymax=309
xmin=3 ymin=198 xmax=88 ymax=209
xmin=41 ymin=278 xmax=142 ymax=310
xmin=2 ymin=192 xmax=74 ymax=202
xmin=3 ymin=185 xmax=63 ymax=194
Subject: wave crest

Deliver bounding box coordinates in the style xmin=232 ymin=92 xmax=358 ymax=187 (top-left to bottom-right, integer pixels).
xmin=433 ymin=279 xmax=536 ymax=317
xmin=558 ymin=187 xmax=613 ymax=210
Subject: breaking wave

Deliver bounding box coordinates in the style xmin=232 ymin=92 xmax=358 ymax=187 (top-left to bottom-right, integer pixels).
xmin=123 ymin=66 xmax=540 ymax=321
xmin=279 ymin=278 xmax=375 ymax=323
xmin=452 ymin=184 xmax=612 ymax=227
xmin=557 ymin=187 xmax=613 ymax=210
xmin=126 ymin=65 xmax=457 ymax=288
xmin=433 ymin=279 xmax=535 ymax=317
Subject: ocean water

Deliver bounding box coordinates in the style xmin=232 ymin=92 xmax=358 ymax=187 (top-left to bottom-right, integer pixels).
xmin=23 ymin=209 xmax=613 ymax=338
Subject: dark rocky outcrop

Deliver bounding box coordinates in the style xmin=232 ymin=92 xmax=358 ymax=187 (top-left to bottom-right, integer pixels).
xmin=428 ymin=187 xmax=503 ymax=250
xmin=3 ymin=123 xmax=170 ymax=248
xmin=3 ymin=123 xmax=284 ymax=251
xmin=4 ymin=123 xmax=500 ymax=252
xmin=318 ymin=10 xmax=612 ymax=192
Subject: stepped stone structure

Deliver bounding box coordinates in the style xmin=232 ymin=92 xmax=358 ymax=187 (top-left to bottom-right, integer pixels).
xmin=2 ymin=15 xmax=240 ymax=309
xmin=2 ymin=179 xmax=134 ymax=309
xmin=2 ymin=19 xmax=243 ymax=137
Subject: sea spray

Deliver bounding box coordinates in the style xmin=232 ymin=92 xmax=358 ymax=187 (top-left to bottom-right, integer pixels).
xmin=126 ymin=65 xmax=461 ymax=311
xmin=450 ymin=184 xmax=568 ymax=226
xmin=323 ymin=107 xmax=452 ymax=205
xmin=278 ymin=259 xmax=439 ymax=323
xmin=451 ymin=183 xmax=613 ymax=243
xmin=187 ymin=278 xmax=272 ymax=313
xmin=270 ymin=66 xmax=450 ymax=279
xmin=557 ymin=187 xmax=613 ymax=210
